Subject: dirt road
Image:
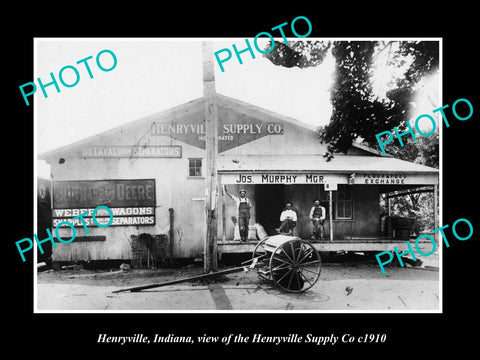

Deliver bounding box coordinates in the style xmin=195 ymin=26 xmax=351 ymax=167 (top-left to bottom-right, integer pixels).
xmin=36 ymin=262 xmax=440 ymax=312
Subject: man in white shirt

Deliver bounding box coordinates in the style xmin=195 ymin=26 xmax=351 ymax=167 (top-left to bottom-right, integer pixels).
xmin=309 ymin=199 xmax=326 ymax=240
xmin=276 ymin=202 xmax=297 ymax=235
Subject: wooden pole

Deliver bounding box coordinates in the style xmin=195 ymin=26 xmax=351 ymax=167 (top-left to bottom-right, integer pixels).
xmin=387 ymin=195 xmax=391 ymax=217
xmin=433 ymin=184 xmax=438 ymax=242
xmin=222 ymin=181 xmax=226 ymax=243
xmin=203 ymin=41 xmax=218 ymax=273
xmin=168 ymin=208 xmax=174 ymax=262
xmin=219 ymin=175 xmax=226 ymax=263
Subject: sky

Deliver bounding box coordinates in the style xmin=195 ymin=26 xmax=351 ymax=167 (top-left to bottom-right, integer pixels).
xmin=35 ymin=38 xmax=440 ymax=178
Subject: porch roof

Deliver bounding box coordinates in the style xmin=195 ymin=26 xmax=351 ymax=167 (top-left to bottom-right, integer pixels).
xmin=217 ymin=154 xmax=439 ymax=174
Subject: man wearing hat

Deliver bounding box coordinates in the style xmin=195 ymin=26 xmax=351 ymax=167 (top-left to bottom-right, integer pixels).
xmin=224 ymin=185 xmax=251 ymax=242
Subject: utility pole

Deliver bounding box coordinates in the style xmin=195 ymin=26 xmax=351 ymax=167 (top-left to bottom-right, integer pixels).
xmin=203 ymin=41 xmax=218 ymax=273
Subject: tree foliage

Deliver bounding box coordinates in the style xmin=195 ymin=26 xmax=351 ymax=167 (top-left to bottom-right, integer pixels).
xmin=321 ymin=41 xmax=394 ymax=159
xmin=384 ymin=132 xmax=439 ymax=169
xmin=380 ymin=191 xmax=435 ymax=233
xmin=263 ymin=40 xmax=440 ymax=233
xmin=263 ymin=40 xmax=331 ymax=68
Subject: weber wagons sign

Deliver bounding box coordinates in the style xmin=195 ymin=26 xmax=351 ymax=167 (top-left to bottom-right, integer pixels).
xmin=52 ymin=179 xmax=156 ymax=227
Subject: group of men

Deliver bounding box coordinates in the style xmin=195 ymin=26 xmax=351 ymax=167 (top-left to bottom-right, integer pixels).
xmin=224 ymin=186 xmax=326 ymax=242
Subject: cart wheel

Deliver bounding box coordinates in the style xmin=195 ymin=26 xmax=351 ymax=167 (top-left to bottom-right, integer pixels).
xmin=269 ymin=239 xmax=321 ymax=293
xmin=252 ymin=237 xmax=270 ymax=280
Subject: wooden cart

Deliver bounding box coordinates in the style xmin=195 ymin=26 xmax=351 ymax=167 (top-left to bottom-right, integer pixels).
xmin=112 ymin=234 xmax=322 ymax=294
xmin=246 ymin=234 xmax=322 ymax=293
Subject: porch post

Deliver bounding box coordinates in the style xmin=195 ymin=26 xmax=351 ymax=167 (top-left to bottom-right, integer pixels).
xmin=221 ymin=176 xmax=226 ymax=243
xmin=387 ymin=193 xmax=391 ymax=217
xmin=329 ymin=190 xmax=333 ymax=242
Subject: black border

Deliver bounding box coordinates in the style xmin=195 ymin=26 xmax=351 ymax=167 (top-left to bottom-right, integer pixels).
xmin=6 ymin=6 xmax=478 ymax=356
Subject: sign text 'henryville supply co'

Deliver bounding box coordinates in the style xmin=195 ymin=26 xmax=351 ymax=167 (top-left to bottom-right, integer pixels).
xmin=151 ymin=122 xmax=284 ymax=136
xmin=151 ymin=115 xmax=285 ymax=153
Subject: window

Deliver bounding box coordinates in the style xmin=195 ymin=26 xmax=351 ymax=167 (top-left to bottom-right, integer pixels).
xmin=188 ymin=158 xmax=202 ymax=177
xmin=335 ymin=185 xmax=353 ymax=219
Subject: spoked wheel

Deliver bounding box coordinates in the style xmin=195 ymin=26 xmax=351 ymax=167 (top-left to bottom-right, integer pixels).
xmin=252 ymin=238 xmax=271 ymax=280
xmin=269 ymin=239 xmax=321 ymax=293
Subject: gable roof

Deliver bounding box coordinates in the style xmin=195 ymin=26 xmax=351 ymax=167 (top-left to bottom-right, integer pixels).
xmin=39 ymin=96 xmax=204 ymax=160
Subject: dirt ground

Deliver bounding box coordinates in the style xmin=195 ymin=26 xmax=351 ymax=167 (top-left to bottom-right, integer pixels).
xmin=36 ymin=252 xmax=440 ymax=312
xmin=37 ymin=258 xmax=439 ymax=288
xmin=37 ymin=250 xmax=439 ymax=285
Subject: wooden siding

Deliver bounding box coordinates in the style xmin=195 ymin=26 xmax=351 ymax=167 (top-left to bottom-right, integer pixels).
xmin=333 ymin=185 xmax=379 ymax=239
xmin=218 ymin=184 xmax=380 ymax=241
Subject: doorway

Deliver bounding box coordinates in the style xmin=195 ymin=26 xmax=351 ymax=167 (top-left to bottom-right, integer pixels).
xmin=255 ymin=184 xmax=285 ymax=236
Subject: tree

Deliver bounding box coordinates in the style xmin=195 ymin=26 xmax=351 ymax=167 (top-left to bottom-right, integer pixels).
xmin=262 ymin=40 xmax=439 ymax=160
xmin=384 ymin=132 xmax=439 ymax=169
xmin=263 ymin=40 xmax=440 ymax=233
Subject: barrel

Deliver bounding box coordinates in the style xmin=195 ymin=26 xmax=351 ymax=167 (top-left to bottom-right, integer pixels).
xmin=392 ymin=217 xmax=411 ymax=239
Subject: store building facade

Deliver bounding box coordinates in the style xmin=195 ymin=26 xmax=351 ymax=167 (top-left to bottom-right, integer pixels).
xmin=40 ymin=93 xmax=439 ymax=264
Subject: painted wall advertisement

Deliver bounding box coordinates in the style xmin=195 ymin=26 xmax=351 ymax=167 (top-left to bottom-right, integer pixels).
xmin=221 ymin=173 xmax=437 ymax=185
xmin=151 ymin=108 xmax=285 ymax=152
xmin=52 ymin=179 xmax=156 ymax=227
xmin=80 ymin=146 xmax=182 ymax=158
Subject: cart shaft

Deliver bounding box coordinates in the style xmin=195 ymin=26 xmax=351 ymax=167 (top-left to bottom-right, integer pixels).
xmin=112 ymin=266 xmax=246 ymax=293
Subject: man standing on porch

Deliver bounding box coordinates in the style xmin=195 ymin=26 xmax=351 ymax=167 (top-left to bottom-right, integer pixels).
xmin=309 ymin=199 xmax=326 ymax=240
xmin=224 ymin=185 xmax=251 ymax=242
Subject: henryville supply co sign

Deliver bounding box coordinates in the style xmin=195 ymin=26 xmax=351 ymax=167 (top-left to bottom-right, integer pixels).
xmin=52 ymin=179 xmax=155 ymax=227
xmin=151 ymin=115 xmax=284 ymax=152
